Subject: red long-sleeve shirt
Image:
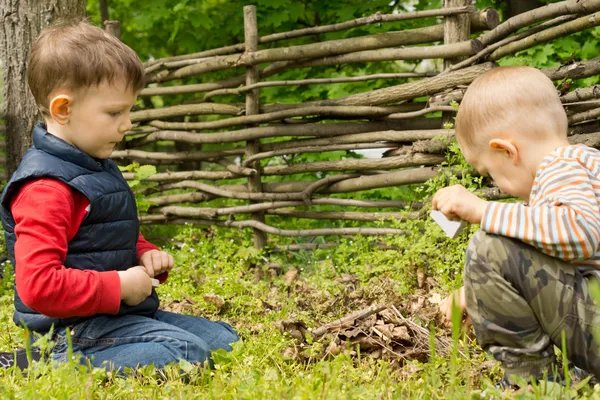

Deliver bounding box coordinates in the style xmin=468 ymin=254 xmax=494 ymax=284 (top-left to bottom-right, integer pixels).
xmin=11 ymin=178 xmax=162 ymax=318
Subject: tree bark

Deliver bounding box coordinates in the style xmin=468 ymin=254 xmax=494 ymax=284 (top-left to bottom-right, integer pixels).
xmin=0 ymin=0 xmax=86 ymax=178
xmin=99 ymin=0 xmax=108 ymax=23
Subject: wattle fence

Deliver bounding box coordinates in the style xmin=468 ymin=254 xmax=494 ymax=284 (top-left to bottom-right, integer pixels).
xmin=5 ymin=0 xmax=600 ymax=250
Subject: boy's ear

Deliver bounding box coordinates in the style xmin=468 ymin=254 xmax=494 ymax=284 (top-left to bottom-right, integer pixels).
xmin=49 ymin=95 xmax=72 ymax=125
xmin=489 ymin=138 xmax=519 ymax=164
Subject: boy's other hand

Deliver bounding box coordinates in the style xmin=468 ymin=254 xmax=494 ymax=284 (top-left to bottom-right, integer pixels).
xmin=432 ymin=184 xmax=488 ymax=225
xmin=439 ymin=286 xmax=471 ymax=327
xmin=117 ymin=266 xmax=153 ymax=306
xmin=140 ymin=250 xmax=174 ymax=278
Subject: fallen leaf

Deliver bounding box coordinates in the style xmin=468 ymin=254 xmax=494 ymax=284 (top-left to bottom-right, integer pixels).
xmin=282 ymin=346 xmax=300 ymax=360
xmin=428 ymin=293 xmax=442 ymax=305
xmin=282 ymin=267 xmax=299 ymax=286
xmin=203 ymin=294 xmax=226 ymax=309
xmin=276 ymin=320 xmax=309 ymax=342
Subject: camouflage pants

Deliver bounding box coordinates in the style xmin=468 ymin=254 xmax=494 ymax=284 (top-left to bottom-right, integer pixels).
xmin=464 ymin=230 xmax=600 ymax=383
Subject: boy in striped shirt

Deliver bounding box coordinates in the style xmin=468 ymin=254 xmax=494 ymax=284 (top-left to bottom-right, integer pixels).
xmin=433 ymin=66 xmax=600 ymax=386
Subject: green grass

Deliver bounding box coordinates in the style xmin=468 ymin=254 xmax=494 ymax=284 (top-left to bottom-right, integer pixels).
xmin=0 ymin=222 xmax=599 ymax=399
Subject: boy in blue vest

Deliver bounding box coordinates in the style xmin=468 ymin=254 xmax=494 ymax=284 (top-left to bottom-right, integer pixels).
xmin=0 ymin=20 xmax=238 ymax=372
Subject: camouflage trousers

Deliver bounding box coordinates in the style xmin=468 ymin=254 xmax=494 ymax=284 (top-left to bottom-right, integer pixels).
xmin=464 ymin=230 xmax=600 ymax=383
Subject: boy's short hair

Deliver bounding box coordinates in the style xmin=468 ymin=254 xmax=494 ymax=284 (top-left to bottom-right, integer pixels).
xmin=455 ymin=66 xmax=567 ymax=149
xmin=28 ymin=19 xmax=145 ymax=117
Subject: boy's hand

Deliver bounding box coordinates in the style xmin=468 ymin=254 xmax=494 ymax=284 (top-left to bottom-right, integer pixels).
xmin=117 ymin=266 xmax=153 ymax=306
xmin=439 ymin=286 xmax=470 ymax=327
xmin=432 ymin=184 xmax=488 ymax=225
xmin=140 ymin=250 xmax=174 ymax=278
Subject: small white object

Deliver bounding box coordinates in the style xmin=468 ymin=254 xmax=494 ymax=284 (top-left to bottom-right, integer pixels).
xmin=151 ymin=278 xmax=160 ymax=288
xmin=430 ymin=210 xmax=466 ymax=239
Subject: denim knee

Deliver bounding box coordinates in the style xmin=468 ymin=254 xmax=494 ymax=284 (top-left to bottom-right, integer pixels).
xmin=212 ymin=321 xmax=239 ymax=350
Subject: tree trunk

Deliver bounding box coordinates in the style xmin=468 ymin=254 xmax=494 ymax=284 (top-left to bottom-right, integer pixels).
xmin=0 ymin=0 xmax=86 ymax=178
xmin=99 ymin=0 xmax=109 ymax=23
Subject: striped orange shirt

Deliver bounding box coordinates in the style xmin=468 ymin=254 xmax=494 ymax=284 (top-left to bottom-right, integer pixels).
xmin=481 ymin=145 xmax=600 ymax=272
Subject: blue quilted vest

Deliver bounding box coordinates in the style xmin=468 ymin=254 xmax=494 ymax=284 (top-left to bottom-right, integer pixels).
xmin=0 ymin=123 xmax=159 ymax=333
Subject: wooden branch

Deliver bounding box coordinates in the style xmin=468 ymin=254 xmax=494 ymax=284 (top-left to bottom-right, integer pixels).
xmin=141 ymin=61 xmax=290 ymax=97
xmin=272 ymin=243 xmax=338 ymax=252
xmin=131 ymin=120 xmax=442 ymax=146
xmin=270 ymin=40 xmax=483 ymax=73
xmin=112 ymin=147 xmax=245 ymax=162
xmin=543 ymin=56 xmax=600 ymax=80
xmin=147 ymin=191 xmax=215 ymax=206
xmin=139 ymin=9 xmax=498 ymax=96
xmin=267 ymin=209 xmax=420 ymax=221
xmin=561 ymin=85 xmax=600 ymax=103
xmin=244 ymin=5 xmax=267 ymax=248
xmin=142 ymin=217 xmax=408 ymax=237
xmin=216 ymin=158 xmax=255 ymax=177
xmin=261 ymin=153 xmax=445 ymax=176
xmin=150 ymin=11 xmax=496 ymax=83
xmin=301 ymin=174 xmax=359 ymax=204
xmin=121 ymin=170 xmax=235 ymax=181
xmin=384 ymin=106 xmax=455 ymax=119
xmin=125 ymin=127 xmax=159 ymax=135
xmin=312 ymin=305 xmax=388 ymax=339
xmin=297 ymin=63 xmax=493 ymax=107
xmin=428 ymin=88 xmax=466 ymax=105
xmin=490 ymin=12 xmax=600 ymax=60
xmin=568 ymin=107 xmax=600 ymax=124
xmin=444 ymin=0 xmax=471 ymax=69
xmin=320 ymin=167 xmax=438 ymax=193
xmin=130 ymin=103 xmax=242 ymax=123
xmin=251 ymin=129 xmax=454 ymax=162
xmin=158 ymin=202 xmax=418 ymax=221
xmin=259 ymin=128 xmax=454 ymax=151
xmin=161 ymin=180 xmax=310 ymax=201
xmin=568 ymin=131 xmax=600 ymax=147
xmin=479 ymin=0 xmax=600 ymax=46
xmin=261 ymin=101 xmax=427 ymax=113
xmin=568 ymin=120 xmax=600 ymax=136
xmin=152 ymin=196 xmax=417 ymax=209
xmin=143 ymin=7 xmax=494 ymax=69
xmin=125 ymin=167 xmax=438 ymax=195
xmin=202 ymin=73 xmax=438 ymax=100
xmin=259 ymin=7 xmax=477 ymax=43
xmin=146 ymin=105 xmax=442 ymax=131
xmin=241 ymin=143 xmax=396 ymax=167
xmin=442 ymin=15 xmax=577 ymax=74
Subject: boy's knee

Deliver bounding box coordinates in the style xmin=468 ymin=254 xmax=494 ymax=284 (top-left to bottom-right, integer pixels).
xmin=211 ymin=322 xmax=239 ymax=351
xmin=465 ymin=230 xmax=507 ymax=276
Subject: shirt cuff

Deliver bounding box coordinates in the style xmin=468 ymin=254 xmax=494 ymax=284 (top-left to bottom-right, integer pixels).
xmin=96 ymin=271 xmax=122 ymax=314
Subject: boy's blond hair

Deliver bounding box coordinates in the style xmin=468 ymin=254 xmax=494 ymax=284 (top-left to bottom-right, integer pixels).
xmin=455 ymin=66 xmax=567 ymax=149
xmin=28 ymin=19 xmax=145 ymax=117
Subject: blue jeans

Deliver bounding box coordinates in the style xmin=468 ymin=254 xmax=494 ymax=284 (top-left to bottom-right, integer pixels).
xmin=50 ymin=310 xmax=238 ymax=372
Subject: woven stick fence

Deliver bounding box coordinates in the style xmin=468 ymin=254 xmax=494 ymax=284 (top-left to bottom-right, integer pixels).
xmin=12 ymin=0 xmax=600 ymax=248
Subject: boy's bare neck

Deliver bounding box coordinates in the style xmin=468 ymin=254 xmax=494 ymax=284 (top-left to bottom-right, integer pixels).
xmin=43 ymin=120 xmax=74 ymax=147
xmin=523 ymin=135 xmax=570 ymax=177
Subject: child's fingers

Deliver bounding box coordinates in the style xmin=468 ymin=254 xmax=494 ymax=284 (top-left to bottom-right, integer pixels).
xmin=160 ymin=252 xmax=171 ymax=270
xmin=151 ymin=251 xmax=162 ymax=270
xmin=143 ymin=263 xmax=155 ymax=278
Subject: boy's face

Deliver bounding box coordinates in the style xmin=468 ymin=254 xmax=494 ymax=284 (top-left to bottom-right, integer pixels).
xmin=459 ymin=138 xmax=534 ymax=201
xmin=54 ymin=79 xmax=137 ymax=159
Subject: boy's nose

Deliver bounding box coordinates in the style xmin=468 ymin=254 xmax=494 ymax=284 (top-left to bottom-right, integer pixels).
xmin=120 ymin=118 xmax=132 ymax=134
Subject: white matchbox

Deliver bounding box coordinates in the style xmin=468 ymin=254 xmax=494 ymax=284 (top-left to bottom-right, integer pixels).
xmin=151 ymin=278 xmax=160 ymax=288
xmin=430 ymin=210 xmax=467 ymax=239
